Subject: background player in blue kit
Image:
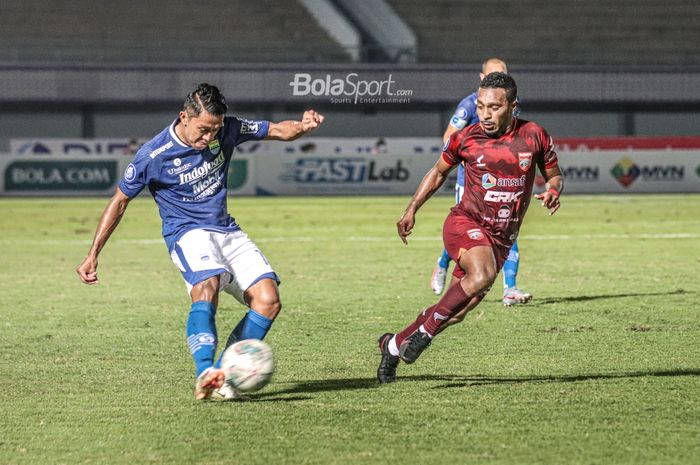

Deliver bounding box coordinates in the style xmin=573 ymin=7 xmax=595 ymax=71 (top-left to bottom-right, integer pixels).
xmin=77 ymin=83 xmax=324 ymax=400
xmin=430 ymin=58 xmax=532 ymax=307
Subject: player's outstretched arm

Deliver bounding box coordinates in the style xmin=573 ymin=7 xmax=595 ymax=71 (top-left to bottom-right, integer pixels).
xmin=76 ymin=187 xmax=131 ymax=284
xmin=534 ymin=165 xmax=563 ymax=216
xmin=265 ymin=110 xmax=325 ymax=141
xmin=397 ymin=157 xmax=455 ymax=244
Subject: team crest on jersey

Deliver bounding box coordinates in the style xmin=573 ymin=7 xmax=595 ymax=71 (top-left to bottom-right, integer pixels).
xmin=208 ymin=139 xmax=221 ymax=155
xmin=124 ymin=164 xmax=136 ymax=182
xmin=467 ymin=228 xmax=483 ymax=240
xmin=518 ymin=152 xmax=532 ymax=171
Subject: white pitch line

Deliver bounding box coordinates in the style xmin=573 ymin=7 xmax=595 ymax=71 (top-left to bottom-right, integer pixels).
xmin=1 ymin=232 xmax=698 ymax=246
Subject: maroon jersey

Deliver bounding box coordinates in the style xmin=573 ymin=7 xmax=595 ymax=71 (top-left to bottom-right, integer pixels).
xmin=441 ymin=118 xmax=558 ymax=247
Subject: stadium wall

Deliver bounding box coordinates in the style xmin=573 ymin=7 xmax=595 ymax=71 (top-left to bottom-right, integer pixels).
xmin=2 ymin=63 xmax=699 ymax=104
xmin=2 ymin=137 xmax=699 ymax=196
xmin=1 ymin=63 xmax=698 ymax=149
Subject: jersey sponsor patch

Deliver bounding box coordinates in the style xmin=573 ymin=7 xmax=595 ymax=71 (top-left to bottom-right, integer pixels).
xmin=450 ymin=116 xmax=467 ymax=129
xmin=482 ymin=173 xmax=497 ymax=189
xmin=484 ymin=190 xmax=524 ymax=203
xmin=124 ymin=163 xmax=136 ymax=182
xmin=498 ymin=205 xmax=512 ymax=218
xmin=149 ymin=140 xmax=174 ymax=159
xmin=240 ymin=120 xmax=260 ymax=134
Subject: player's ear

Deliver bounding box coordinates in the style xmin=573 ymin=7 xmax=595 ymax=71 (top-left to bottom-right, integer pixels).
xmin=179 ymin=110 xmax=189 ymax=126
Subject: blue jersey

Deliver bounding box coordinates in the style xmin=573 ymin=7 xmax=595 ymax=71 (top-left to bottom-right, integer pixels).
xmin=118 ymin=116 xmax=269 ymax=251
xmin=448 ymin=92 xmax=479 ymax=186
xmin=448 ymin=92 xmax=522 ymax=186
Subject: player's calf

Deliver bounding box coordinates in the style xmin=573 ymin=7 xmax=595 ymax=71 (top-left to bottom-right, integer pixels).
xmin=398 ymin=330 xmax=432 ymax=364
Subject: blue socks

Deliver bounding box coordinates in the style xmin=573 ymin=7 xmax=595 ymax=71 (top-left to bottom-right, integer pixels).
xmin=438 ymin=248 xmax=451 ymax=269
xmin=503 ymin=241 xmax=520 ymax=289
xmin=214 ymin=309 xmax=273 ymax=368
xmin=186 ymin=301 xmax=217 ymax=377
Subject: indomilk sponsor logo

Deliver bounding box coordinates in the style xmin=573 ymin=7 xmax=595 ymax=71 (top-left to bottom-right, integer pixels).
xmin=192 ymin=174 xmax=220 ymax=195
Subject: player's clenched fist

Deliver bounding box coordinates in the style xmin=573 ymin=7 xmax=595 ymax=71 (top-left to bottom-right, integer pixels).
xmin=301 ymin=110 xmax=324 ymax=132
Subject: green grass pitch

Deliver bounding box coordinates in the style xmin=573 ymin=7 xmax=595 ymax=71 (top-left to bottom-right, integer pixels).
xmin=1 ymin=194 xmax=699 ymax=465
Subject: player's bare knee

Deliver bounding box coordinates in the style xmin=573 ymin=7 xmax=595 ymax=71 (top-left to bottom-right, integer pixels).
xmin=468 ymin=269 xmax=496 ymax=295
xmin=247 ymin=287 xmax=281 ymax=319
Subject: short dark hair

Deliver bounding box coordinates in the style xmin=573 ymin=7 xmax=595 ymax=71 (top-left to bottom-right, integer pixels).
xmin=183 ymin=83 xmax=228 ymax=117
xmin=480 ymin=72 xmax=517 ymax=103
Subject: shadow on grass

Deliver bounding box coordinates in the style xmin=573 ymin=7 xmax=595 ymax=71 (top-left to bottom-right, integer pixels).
xmin=531 ymin=289 xmax=691 ymax=305
xmin=253 ymin=368 xmax=700 ymax=399
xmin=419 ymin=368 xmax=700 ymax=389
xmin=255 ymin=377 xmax=380 ymax=399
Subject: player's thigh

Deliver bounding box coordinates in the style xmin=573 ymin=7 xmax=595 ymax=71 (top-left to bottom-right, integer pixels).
xmin=219 ymin=230 xmax=279 ymax=306
xmin=170 ymin=229 xmax=227 ymax=296
xmin=191 ymin=275 xmax=221 ymax=304
xmin=442 ymin=215 xmax=495 ymax=282
xmin=457 ymin=246 xmax=498 ymax=281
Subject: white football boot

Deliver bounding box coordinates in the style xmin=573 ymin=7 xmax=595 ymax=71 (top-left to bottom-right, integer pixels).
xmin=502 ymin=287 xmax=533 ymax=307
xmin=430 ymin=259 xmax=448 ymax=295
xmin=212 ymin=382 xmax=250 ymax=401
xmin=194 ymin=367 xmax=225 ymax=400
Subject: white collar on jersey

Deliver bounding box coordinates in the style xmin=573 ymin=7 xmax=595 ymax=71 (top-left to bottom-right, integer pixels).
xmin=169 ymin=119 xmax=189 ymax=148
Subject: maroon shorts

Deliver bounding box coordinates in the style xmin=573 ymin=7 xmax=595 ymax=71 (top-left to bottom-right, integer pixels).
xmin=442 ymin=213 xmax=512 ymax=279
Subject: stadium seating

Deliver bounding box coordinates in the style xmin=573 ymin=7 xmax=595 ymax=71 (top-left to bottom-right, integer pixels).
xmin=3 ymin=0 xmax=697 ymax=66
xmin=386 ymin=0 xmax=700 ymax=66
xmin=0 ymin=0 xmax=351 ymax=63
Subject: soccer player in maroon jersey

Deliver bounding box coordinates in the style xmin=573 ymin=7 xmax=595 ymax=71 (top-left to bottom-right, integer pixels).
xmin=377 ymin=72 xmax=563 ymax=383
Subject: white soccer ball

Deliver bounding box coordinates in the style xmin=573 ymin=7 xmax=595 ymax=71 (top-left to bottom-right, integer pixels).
xmin=221 ymin=339 xmax=275 ymax=393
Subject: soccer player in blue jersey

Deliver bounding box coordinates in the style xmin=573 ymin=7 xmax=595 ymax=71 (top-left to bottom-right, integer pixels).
xmin=77 ymin=83 xmax=324 ymax=400
xmin=430 ymin=58 xmax=533 ymax=307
